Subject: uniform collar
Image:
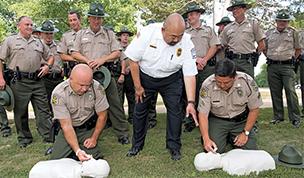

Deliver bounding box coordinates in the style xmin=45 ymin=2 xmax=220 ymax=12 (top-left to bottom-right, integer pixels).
xmin=274 ymin=27 xmax=289 ymax=34
xmin=188 ymin=23 xmax=203 ymax=31
xmin=232 ymin=17 xmax=249 ymax=26
xmin=17 ymin=32 xmax=36 ymax=43
xmin=67 ymin=79 xmax=94 ymax=96
xmin=87 ymin=26 xmax=107 ymax=36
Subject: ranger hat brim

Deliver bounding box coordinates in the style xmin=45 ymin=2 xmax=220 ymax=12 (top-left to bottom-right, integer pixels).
xmin=227 ymin=1 xmax=252 ymax=11
xmin=37 ymin=20 xmax=59 ymax=33
xmin=216 ymin=16 xmax=233 ymax=26
xmin=87 ymin=2 xmax=108 ymax=17
xmin=272 ymin=145 xmax=304 ymax=169
xmin=275 ymin=10 xmax=292 ymax=21
xmin=182 ymin=2 xmax=205 ymax=18
xmin=117 ymin=27 xmax=134 ymax=37
xmin=0 ymin=85 xmax=14 ymax=111
xmin=93 ymin=66 xmax=111 ymax=89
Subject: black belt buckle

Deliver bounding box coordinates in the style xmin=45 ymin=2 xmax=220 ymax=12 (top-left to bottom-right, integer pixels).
xmin=28 ymin=72 xmax=35 ymax=79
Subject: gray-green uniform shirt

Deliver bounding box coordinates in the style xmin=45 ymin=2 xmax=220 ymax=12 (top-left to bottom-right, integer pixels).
xmin=186 ymin=24 xmax=220 ymax=59
xmin=71 ymin=27 xmax=121 ymax=60
xmin=197 ymin=72 xmax=263 ymax=118
xmin=265 ymin=27 xmax=300 ymax=60
xmin=221 ymin=18 xmax=265 ymax=54
xmin=51 ymin=79 xmax=109 ymax=127
xmin=0 ymin=33 xmax=51 ymax=72
xmin=57 ymin=30 xmax=78 ymax=55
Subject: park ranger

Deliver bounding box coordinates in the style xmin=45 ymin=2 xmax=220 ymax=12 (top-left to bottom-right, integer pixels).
xmin=221 ymin=0 xmax=266 ymax=78
xmin=198 ymin=59 xmax=262 ymax=154
xmin=264 ymin=9 xmax=301 ymax=128
xmin=58 ymin=10 xmax=82 ymax=76
xmin=182 ymin=2 xmax=220 ymax=132
xmin=39 ymin=20 xmax=64 ymax=111
xmin=0 ymin=16 xmax=53 ymax=147
xmin=71 ymin=2 xmax=129 ymax=144
xmin=50 ymin=64 xmax=108 ymax=161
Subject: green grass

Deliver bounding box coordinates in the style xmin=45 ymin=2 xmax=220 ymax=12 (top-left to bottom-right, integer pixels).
xmin=1 ymin=108 xmax=304 ymax=178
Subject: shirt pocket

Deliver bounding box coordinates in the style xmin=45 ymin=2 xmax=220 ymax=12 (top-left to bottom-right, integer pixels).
xmin=143 ymin=44 xmax=159 ymax=60
xmin=80 ymin=38 xmax=92 ymax=55
xmin=283 ymin=35 xmax=293 ymax=49
xmin=242 ymin=28 xmax=254 ymax=39
xmin=211 ymin=95 xmax=225 ymax=113
xmin=232 ymin=89 xmax=248 ymax=107
xmin=97 ymin=38 xmax=111 ymax=55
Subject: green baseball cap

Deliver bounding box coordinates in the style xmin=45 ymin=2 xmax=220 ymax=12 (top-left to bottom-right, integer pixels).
xmin=227 ymin=0 xmax=252 ymax=11
xmin=116 ymin=26 xmax=134 ymax=37
xmin=273 ymin=145 xmax=304 ymax=169
xmin=93 ymin=66 xmax=111 ymax=89
xmin=87 ymin=2 xmax=108 ymax=17
xmin=37 ymin=20 xmax=59 ymax=33
xmin=216 ymin=16 xmax=232 ymax=26
xmin=0 ymin=85 xmax=14 ymax=111
xmin=276 ymin=9 xmax=292 ymax=21
xmin=182 ymin=2 xmax=205 ymax=18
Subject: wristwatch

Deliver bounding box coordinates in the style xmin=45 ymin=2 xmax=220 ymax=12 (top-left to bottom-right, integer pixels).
xmin=243 ymin=129 xmax=250 ymax=136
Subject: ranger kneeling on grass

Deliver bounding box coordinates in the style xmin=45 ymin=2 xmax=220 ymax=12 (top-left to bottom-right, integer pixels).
xmin=50 ymin=64 xmax=108 ymax=161
xmin=198 ymin=59 xmax=262 ymax=154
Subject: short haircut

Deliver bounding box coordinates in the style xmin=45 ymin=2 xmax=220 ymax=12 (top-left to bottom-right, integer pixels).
xmin=69 ymin=10 xmax=81 ymax=20
xmin=214 ymin=59 xmax=237 ymax=78
xmin=17 ymin=16 xmax=29 ymax=25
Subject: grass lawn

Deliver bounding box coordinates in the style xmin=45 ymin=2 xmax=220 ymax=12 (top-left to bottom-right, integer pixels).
xmin=0 ymin=108 xmax=303 ymax=178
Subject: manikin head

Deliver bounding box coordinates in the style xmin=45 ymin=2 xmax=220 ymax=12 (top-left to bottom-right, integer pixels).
xmin=194 ymin=152 xmax=222 ymax=171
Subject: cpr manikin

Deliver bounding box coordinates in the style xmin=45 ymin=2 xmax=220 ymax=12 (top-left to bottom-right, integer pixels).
xmin=194 ymin=149 xmax=275 ymax=176
xmin=29 ymin=158 xmax=110 ymax=178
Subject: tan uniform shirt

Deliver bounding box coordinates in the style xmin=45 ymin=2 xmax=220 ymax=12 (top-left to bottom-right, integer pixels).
xmin=221 ymin=18 xmax=265 ymax=54
xmin=186 ymin=24 xmax=220 ymax=58
xmin=71 ymin=27 xmax=121 ymax=60
xmin=51 ymin=79 xmax=109 ymax=126
xmin=197 ymin=72 xmax=263 ymax=118
xmin=0 ymin=33 xmax=51 ymax=72
xmin=265 ymin=27 xmax=300 ymax=61
xmin=45 ymin=40 xmax=62 ymax=73
xmin=57 ymin=30 xmax=78 ymax=55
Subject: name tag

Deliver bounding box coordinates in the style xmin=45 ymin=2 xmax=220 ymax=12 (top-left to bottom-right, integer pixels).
xmin=149 ymin=44 xmax=157 ymax=48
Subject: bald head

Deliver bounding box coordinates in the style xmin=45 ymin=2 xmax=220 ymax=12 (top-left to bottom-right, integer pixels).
xmin=70 ymin=64 xmax=93 ymax=95
xmin=162 ymin=13 xmax=185 ymax=46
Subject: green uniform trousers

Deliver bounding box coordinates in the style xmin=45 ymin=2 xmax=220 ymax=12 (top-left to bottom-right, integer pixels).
xmin=106 ymin=77 xmax=129 ymax=138
xmin=10 ymin=78 xmax=52 ymax=144
xmin=234 ymin=58 xmax=254 ymax=78
xmin=0 ymin=105 xmax=11 ymax=134
xmin=51 ymin=128 xmax=101 ymax=160
xmin=299 ymin=60 xmax=304 ymax=112
xmin=196 ymin=65 xmax=215 ymax=105
xmin=208 ymin=116 xmax=257 ymax=154
xmin=267 ymin=64 xmax=300 ymax=122
xmin=42 ymin=77 xmax=64 ymax=113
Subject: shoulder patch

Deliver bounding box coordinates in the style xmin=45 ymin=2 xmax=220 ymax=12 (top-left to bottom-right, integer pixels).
xmin=51 ymin=95 xmax=59 ymax=105
xmin=200 ymin=87 xmax=208 ymax=98
xmin=250 ymin=80 xmax=259 ymax=92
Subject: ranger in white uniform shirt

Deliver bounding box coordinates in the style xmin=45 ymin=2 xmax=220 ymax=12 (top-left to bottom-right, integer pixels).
xmin=125 ymin=13 xmax=198 ymax=160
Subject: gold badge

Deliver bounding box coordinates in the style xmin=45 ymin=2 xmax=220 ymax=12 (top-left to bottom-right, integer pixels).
xmin=51 ymin=95 xmax=58 ymax=105
xmin=237 ymin=89 xmax=243 ymax=97
xmin=176 ymin=48 xmax=182 ymax=57
xmin=200 ymin=88 xmax=207 ymax=98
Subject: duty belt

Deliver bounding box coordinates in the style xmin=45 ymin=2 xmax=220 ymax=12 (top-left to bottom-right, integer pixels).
xmin=266 ymin=58 xmax=293 ymax=65
xmin=73 ymin=112 xmax=98 ymax=131
xmin=210 ymin=107 xmax=249 ymax=122
xmin=19 ymin=71 xmax=40 ymax=80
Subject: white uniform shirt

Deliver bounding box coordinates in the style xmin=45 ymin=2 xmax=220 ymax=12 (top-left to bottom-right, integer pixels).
xmin=125 ymin=23 xmax=198 ymax=78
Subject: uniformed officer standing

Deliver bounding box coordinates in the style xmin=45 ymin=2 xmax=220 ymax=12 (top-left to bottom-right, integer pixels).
xmin=221 ymin=0 xmax=266 ymax=77
xmin=50 ymin=64 xmax=108 ymax=161
xmin=182 ymin=2 xmax=220 ymax=132
xmin=58 ymin=10 xmax=82 ymax=75
xmin=71 ymin=3 xmax=129 ymax=144
xmin=125 ymin=13 xmax=198 ymax=160
xmin=264 ymin=10 xmax=301 ymax=128
xmin=198 ymin=59 xmax=262 ymax=153
xmin=39 ymin=20 xmax=64 ymax=111
xmin=0 ymin=16 xmax=53 ymax=147
xmin=215 ymin=16 xmax=232 ymax=61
